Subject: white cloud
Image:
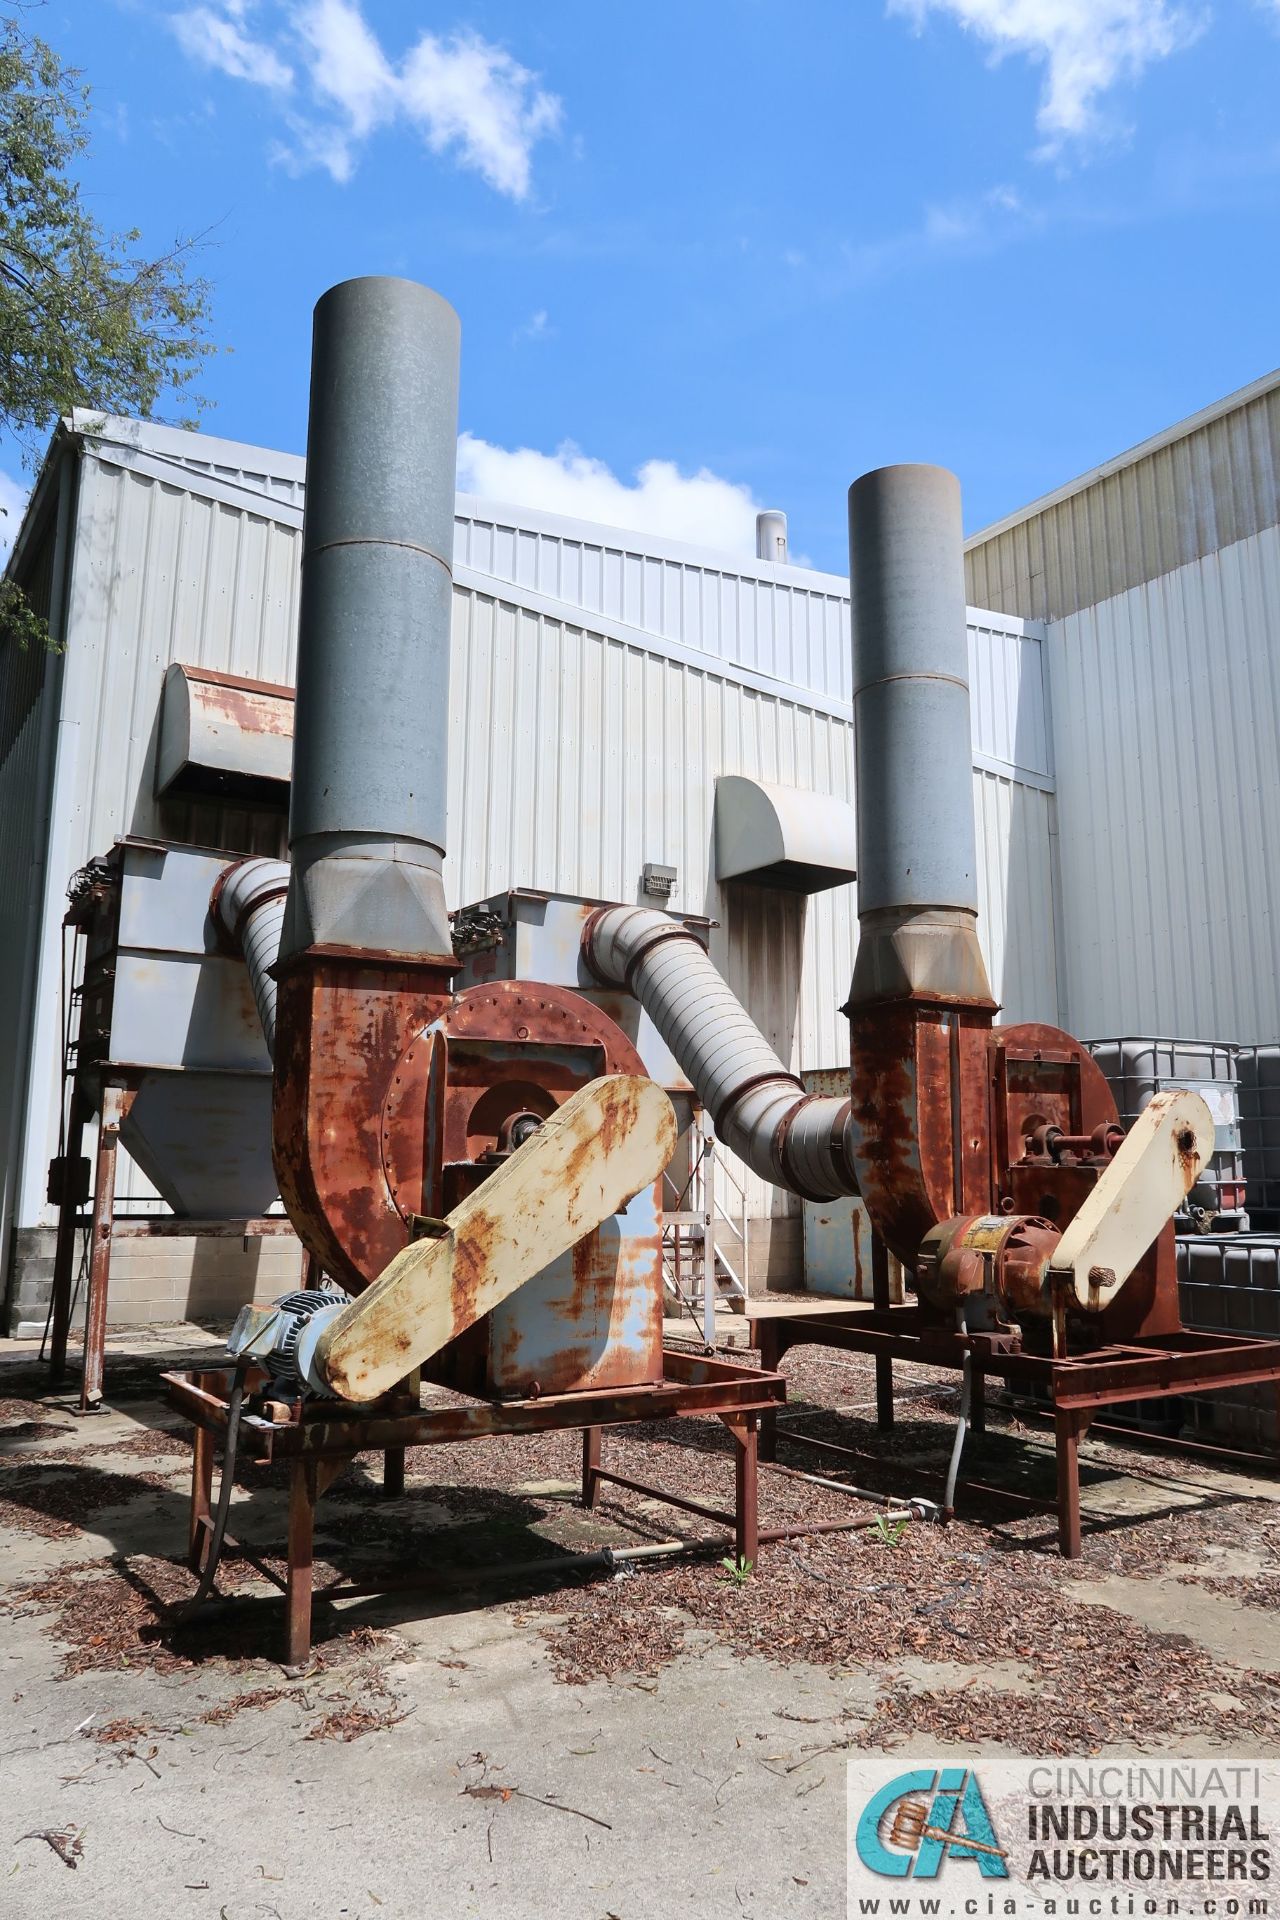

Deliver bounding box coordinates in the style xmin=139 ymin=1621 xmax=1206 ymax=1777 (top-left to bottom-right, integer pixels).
xmin=167 ymin=2 xmax=562 ymax=199
xmin=456 ymin=434 xmax=765 ymax=557
xmin=0 ymin=472 xmax=31 ymax=564
xmin=886 ymin=0 xmax=1205 ymax=149
xmin=399 ymin=30 xmax=562 ymax=200
xmin=835 ymin=182 xmax=1036 ymax=284
xmin=171 ymin=4 xmax=293 ymax=90
xmin=513 ymin=308 xmax=552 ymax=343
xmin=292 ymin=0 xmax=394 ymax=140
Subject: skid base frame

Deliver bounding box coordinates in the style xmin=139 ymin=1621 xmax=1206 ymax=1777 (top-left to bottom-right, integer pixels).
xmin=165 ymin=1349 xmax=785 ymax=1669
xmin=750 ymin=1304 xmax=1280 ymax=1557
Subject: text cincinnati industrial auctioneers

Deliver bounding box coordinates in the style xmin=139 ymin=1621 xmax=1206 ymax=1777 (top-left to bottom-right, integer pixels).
xmin=846 ymin=1762 xmax=1278 ymax=1920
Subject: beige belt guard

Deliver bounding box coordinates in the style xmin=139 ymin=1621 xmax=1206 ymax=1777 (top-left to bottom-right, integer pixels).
xmin=1048 ymin=1088 xmax=1215 ymax=1313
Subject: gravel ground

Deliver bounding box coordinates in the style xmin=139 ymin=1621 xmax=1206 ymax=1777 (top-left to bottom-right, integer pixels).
xmin=3 ymin=1333 xmax=1279 ymax=1757
xmin=4 ymin=1325 xmax=1280 ymax=1918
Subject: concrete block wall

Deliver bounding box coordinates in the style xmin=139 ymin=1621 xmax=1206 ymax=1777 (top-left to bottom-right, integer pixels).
xmin=8 ymin=1227 xmax=306 ymax=1337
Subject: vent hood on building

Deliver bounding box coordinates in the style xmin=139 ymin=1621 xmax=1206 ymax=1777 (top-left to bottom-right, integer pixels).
xmin=714 ymin=775 xmax=856 ymax=894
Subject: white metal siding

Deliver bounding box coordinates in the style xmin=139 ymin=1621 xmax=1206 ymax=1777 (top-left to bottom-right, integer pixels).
xmin=454 ymin=501 xmax=1053 ymax=785
xmin=446 ymin=585 xmax=1061 ymax=1222
xmin=8 ymin=428 xmax=1061 ymax=1252
xmin=1048 ymin=523 xmax=1280 ymax=1043
xmin=0 ymin=550 xmax=60 ymax=1271
xmin=454 ymin=503 xmax=853 ymax=704
xmin=965 ymin=376 xmax=1280 ymax=622
xmin=17 ymin=455 xmax=301 ymax=1225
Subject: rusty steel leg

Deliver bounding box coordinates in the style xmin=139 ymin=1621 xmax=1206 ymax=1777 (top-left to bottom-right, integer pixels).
xmin=383 ymin=1448 xmax=406 ymax=1497
xmin=1055 ymin=1407 xmax=1083 ymax=1558
xmin=188 ymin=1424 xmax=214 ymax=1573
xmin=728 ymin=1414 xmax=760 ymax=1567
xmin=970 ymin=1369 xmax=986 ymax=1436
xmin=755 ymin=1321 xmax=781 ymax=1462
xmin=80 ymin=1087 xmax=132 ymax=1411
xmin=285 ymin=1460 xmax=318 ymax=1672
xmin=870 ymin=1232 xmax=894 ymax=1429
xmin=582 ymin=1426 xmax=602 ymax=1509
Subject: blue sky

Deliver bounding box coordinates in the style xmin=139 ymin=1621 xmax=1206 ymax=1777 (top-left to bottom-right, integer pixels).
xmin=12 ymin=0 xmax=1280 ymax=571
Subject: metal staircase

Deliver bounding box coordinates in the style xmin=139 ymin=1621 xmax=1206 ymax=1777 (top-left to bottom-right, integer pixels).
xmin=662 ymin=1115 xmax=749 ymax=1346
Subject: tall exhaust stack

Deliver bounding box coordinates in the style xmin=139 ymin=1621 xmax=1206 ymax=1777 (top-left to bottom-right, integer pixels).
xmin=282 ymin=276 xmax=460 ymax=964
xmin=846 ymin=465 xmax=992 ymax=1010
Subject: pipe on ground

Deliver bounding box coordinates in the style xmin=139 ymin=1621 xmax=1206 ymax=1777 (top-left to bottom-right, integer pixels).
xmin=583 ymin=905 xmax=855 ymax=1201
xmin=213 ymin=857 xmax=290 ymax=1056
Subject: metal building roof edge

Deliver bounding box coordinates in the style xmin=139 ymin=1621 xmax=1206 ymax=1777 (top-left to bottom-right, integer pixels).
xmin=965 ymin=365 xmax=1280 ymax=551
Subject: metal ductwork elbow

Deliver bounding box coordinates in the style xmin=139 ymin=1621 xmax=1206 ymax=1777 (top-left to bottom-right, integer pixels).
xmin=583 ymin=905 xmax=856 ymax=1202
xmin=213 ymin=857 xmax=290 ymax=1056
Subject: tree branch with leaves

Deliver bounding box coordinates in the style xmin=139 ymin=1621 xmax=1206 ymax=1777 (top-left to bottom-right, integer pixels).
xmin=0 ymin=8 xmax=216 ymax=644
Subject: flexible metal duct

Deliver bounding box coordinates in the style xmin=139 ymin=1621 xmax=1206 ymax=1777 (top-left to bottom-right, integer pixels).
xmin=846 ymin=464 xmax=993 ymax=1009
xmin=215 ymin=858 xmax=290 ymax=1056
xmin=281 ymin=275 xmax=460 ymax=965
xmin=583 ymin=905 xmax=856 ymax=1201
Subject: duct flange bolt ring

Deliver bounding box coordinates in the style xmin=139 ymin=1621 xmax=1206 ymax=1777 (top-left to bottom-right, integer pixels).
xmin=582 ymin=903 xmax=857 ymax=1201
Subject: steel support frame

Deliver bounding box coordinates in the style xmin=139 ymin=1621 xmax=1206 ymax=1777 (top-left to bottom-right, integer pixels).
xmin=747 ymin=1303 xmax=1280 ymax=1557
xmin=49 ymin=1152 xmax=306 ymax=1407
xmin=166 ymin=1350 xmax=785 ymax=1669
xmin=78 ymin=1082 xmax=135 ymax=1411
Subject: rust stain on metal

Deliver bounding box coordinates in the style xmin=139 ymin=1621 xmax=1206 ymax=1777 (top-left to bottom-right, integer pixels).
xmin=277 ymin=955 xmax=668 ymax=1401
xmin=204 ymin=682 xmax=295 ymax=739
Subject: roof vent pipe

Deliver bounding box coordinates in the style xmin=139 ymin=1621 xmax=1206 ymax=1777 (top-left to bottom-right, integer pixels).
xmin=280 ymin=276 xmax=461 ymax=964
xmin=755 ymin=510 xmax=788 ymax=564
xmin=845 ymin=464 xmax=993 ymax=1009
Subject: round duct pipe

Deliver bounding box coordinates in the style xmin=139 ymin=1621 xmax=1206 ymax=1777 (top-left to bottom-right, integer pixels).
xmin=282 ymin=275 xmax=461 ymax=964
xmin=213 ymin=857 xmax=290 ymax=1056
xmin=583 ymin=904 xmax=856 ymax=1201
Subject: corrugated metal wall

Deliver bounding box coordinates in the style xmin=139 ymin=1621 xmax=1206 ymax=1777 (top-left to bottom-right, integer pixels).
xmin=4 ymin=424 xmax=1061 ymax=1270
xmin=1048 ymin=523 xmax=1280 ymax=1043
xmin=965 ymin=373 xmax=1280 ymax=622
xmin=446 ymin=584 xmax=1061 ymax=1223
xmin=454 ymin=500 xmax=1054 ymax=788
xmin=454 ymin=502 xmax=853 ymax=702
xmin=0 ymin=503 xmax=62 ymax=1276
xmin=15 ymin=451 xmax=301 ymax=1231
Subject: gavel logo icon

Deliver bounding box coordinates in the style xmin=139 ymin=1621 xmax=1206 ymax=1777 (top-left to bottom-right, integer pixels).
xmin=889 ymin=1797 xmax=1010 ymax=1862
